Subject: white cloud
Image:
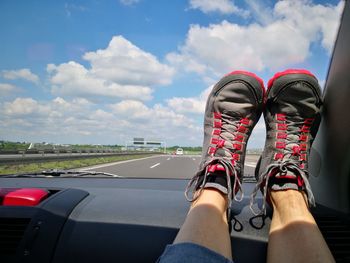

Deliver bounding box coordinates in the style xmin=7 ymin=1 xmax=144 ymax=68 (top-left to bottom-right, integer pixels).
xmin=2 ymin=68 xmax=40 ymax=84
xmin=244 ymin=0 xmax=274 ymax=25
xmin=1 ymin=36 xmax=201 ymax=145
xmin=109 ymin=100 xmax=198 ymax=129
xmin=2 ymin=97 xmax=89 ymax=117
xmin=167 ymin=85 xmax=212 ymax=114
xmin=3 ymin=98 xmax=49 ymax=116
xmin=48 ymin=36 xmax=174 ymax=101
xmin=246 ymin=116 xmax=266 ymax=149
xmin=0 ymin=97 xmax=202 ymax=145
xmin=274 ymin=0 xmax=344 ymax=53
xmin=168 ymin=0 xmax=343 ymax=78
xmin=0 ymin=97 xmax=109 ymax=139
xmin=0 ymin=83 xmax=20 ymax=96
xmin=189 ymin=0 xmax=249 ymax=17
xmin=83 ymin=36 xmax=174 ymax=86
xmin=110 ymin=100 xmax=148 ymax=116
xmin=119 ymin=0 xmax=140 ymax=6
xmin=47 ymin=61 xmax=153 ymax=101
xmin=318 ymin=79 xmax=326 ymax=90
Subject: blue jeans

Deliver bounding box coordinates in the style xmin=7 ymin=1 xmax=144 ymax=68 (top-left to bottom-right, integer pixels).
xmin=157 ymin=242 xmax=234 ymax=263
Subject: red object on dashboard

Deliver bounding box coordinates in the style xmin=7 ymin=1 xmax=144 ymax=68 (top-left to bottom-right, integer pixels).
xmin=0 ymin=188 xmax=49 ymax=206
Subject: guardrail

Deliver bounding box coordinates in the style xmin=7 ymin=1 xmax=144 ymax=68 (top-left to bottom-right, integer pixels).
xmin=0 ymin=151 xmax=162 ymax=165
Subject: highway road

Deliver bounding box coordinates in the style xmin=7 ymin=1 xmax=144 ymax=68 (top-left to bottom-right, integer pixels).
xmin=82 ymin=154 xmax=259 ymax=179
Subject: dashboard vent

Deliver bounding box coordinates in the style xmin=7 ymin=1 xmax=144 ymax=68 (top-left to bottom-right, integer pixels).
xmin=0 ymin=218 xmax=30 ymax=256
xmin=316 ymin=215 xmax=350 ymax=262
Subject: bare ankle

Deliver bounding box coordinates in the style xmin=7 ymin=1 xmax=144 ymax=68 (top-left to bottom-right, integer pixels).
xmin=269 ymin=190 xmax=315 ymax=225
xmin=190 ymin=189 xmax=229 ymax=217
xmin=270 ymin=190 xmax=308 ymax=208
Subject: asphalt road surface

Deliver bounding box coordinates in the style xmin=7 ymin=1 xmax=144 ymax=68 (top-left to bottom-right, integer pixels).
xmin=82 ymin=154 xmax=259 ymax=179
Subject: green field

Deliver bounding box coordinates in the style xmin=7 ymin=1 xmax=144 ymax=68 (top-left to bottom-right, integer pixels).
xmin=0 ymin=140 xmax=123 ymax=152
xmin=0 ymin=154 xmax=154 ymax=175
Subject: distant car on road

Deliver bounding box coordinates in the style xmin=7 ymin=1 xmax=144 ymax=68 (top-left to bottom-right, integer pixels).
xmin=176 ymin=148 xmax=184 ymax=155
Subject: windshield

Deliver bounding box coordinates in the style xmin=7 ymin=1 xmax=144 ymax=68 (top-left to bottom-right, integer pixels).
xmin=0 ymin=0 xmax=344 ymax=177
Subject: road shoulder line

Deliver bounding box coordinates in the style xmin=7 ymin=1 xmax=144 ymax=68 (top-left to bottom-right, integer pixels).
xmin=80 ymin=155 xmax=164 ymax=171
xmin=150 ymin=163 xmax=161 ymax=169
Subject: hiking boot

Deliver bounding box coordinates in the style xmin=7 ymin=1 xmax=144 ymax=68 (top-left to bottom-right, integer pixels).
xmin=250 ymin=69 xmax=323 ymax=215
xmin=185 ymin=71 xmax=264 ymax=204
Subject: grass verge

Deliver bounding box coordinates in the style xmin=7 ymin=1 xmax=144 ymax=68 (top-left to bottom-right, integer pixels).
xmin=0 ymin=154 xmax=155 ymax=175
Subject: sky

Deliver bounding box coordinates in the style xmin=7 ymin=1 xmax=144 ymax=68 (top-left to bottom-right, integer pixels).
xmin=0 ymin=0 xmax=344 ymax=148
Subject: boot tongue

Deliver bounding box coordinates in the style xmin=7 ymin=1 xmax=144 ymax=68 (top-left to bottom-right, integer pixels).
xmin=201 ymin=163 xmax=229 ymax=196
xmin=215 ymin=148 xmax=232 ymax=158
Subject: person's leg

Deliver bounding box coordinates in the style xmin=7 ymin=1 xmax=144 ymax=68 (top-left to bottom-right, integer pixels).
xmin=267 ymin=190 xmax=334 ymax=263
xmin=173 ymin=71 xmax=263 ymax=261
xmin=158 ymin=71 xmax=264 ymax=263
xmin=250 ymin=69 xmax=334 ymax=262
xmin=174 ymin=188 xmax=232 ymax=260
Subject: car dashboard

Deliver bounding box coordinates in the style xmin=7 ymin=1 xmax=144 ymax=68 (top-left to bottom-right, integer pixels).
xmin=1 ymin=177 xmax=349 ymax=263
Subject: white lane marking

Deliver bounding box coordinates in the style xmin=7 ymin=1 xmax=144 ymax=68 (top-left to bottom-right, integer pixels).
xmin=192 ymin=158 xmax=196 ymax=161
xmin=80 ymin=155 xmax=163 ymax=170
xmin=167 ymin=157 xmax=171 ymax=160
xmin=150 ymin=163 xmax=161 ymax=169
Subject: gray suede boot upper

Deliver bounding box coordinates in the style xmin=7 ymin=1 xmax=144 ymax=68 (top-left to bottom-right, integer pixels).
xmin=250 ymin=69 xmax=323 ymax=215
xmin=185 ymin=71 xmax=264 ymax=204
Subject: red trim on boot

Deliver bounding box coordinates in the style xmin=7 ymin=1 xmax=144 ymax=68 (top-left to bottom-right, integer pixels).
xmin=208 ymin=164 xmax=225 ymax=173
xmin=267 ymin=69 xmax=316 ymax=91
xmin=225 ymin=70 xmax=265 ymax=96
